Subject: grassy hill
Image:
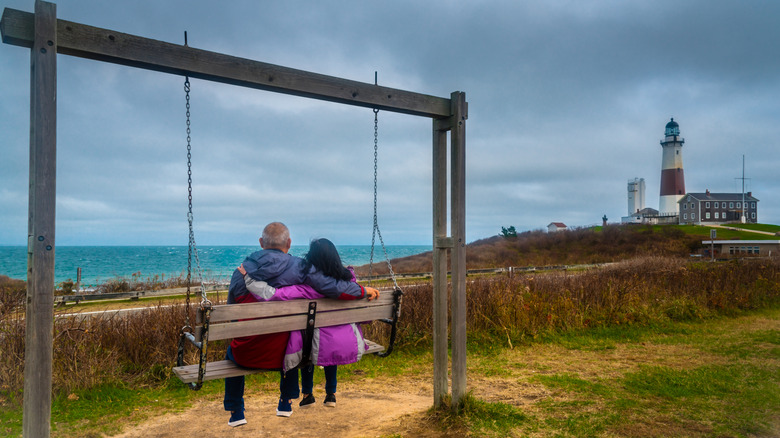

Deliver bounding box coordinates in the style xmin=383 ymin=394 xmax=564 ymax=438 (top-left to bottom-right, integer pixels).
xmin=359 ymin=224 xmax=779 ymax=275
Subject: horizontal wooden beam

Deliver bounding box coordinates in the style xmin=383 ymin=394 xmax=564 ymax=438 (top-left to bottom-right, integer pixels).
xmin=207 ymin=305 xmax=393 ymax=341
xmin=1 ymin=7 xmax=453 ymax=118
xmin=208 ymin=293 xmax=395 ymax=323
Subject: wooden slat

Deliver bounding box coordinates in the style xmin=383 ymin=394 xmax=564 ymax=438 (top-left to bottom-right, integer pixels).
xmin=207 ymin=304 xmax=393 ymax=341
xmin=173 ymin=340 xmax=386 ymax=383
xmin=1 ymin=8 xmax=452 ymax=119
xmin=208 ymin=293 xmax=394 ymax=322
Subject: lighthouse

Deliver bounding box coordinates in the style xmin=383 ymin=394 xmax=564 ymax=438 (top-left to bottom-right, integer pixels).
xmin=659 ymin=118 xmax=685 ymax=215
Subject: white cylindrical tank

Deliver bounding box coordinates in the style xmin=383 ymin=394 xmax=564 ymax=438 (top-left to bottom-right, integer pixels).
xmin=627 ymin=177 xmax=646 ymax=215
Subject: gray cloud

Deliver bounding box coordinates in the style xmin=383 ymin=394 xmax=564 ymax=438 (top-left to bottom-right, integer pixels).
xmin=1 ymin=0 xmax=778 ymax=246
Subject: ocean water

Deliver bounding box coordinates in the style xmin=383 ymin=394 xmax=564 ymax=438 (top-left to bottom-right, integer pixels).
xmin=0 ymin=245 xmax=431 ymax=288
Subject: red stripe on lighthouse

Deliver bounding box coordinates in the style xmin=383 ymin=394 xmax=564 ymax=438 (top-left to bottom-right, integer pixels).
xmin=660 ymin=168 xmax=685 ymax=196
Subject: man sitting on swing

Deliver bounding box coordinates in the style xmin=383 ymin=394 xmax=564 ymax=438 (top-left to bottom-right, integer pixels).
xmin=223 ymin=221 xmax=379 ymax=426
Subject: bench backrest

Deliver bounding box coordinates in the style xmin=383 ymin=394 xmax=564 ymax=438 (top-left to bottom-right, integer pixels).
xmin=195 ymin=293 xmax=395 ymax=342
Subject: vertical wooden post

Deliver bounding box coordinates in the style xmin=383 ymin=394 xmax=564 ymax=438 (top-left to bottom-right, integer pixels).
xmin=432 ymin=120 xmax=449 ymax=407
xmin=24 ymin=1 xmax=57 ymax=437
xmin=449 ymin=91 xmax=467 ymax=410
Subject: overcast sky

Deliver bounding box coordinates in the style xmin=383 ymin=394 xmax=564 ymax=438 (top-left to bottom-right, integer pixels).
xmin=1 ymin=0 xmax=778 ymax=246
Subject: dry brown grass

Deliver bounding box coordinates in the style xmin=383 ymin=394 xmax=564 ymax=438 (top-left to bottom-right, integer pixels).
xmin=2 ymin=255 xmax=779 ymax=408
xmin=355 ymin=225 xmax=701 ymax=276
xmin=369 ymin=256 xmax=780 ymax=350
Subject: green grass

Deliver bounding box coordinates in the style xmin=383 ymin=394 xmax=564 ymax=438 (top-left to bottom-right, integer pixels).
xmin=674 ymin=224 xmax=779 ymax=240
xmin=591 ymin=224 xmax=778 ymax=240
xmin=0 ymin=371 xmax=283 ymax=437
xmin=726 ymin=223 xmax=780 ymax=233
xmin=431 ymin=393 xmax=531 ymax=437
xmin=515 ymin=307 xmax=780 ymax=437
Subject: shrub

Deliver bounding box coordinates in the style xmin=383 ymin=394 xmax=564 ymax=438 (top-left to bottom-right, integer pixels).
xmin=0 ymin=276 xmax=25 ymax=318
xmin=57 ymin=279 xmax=76 ymax=295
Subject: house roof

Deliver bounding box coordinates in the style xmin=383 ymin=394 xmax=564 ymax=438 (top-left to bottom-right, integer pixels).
xmin=637 ymin=207 xmax=659 ymax=215
xmin=548 ymin=222 xmax=567 ymax=228
xmin=680 ymin=193 xmax=759 ymax=203
xmin=701 ymin=240 xmax=780 ymax=244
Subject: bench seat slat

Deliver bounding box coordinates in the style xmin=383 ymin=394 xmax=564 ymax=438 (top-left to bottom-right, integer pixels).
xmin=172 ymin=340 xmax=385 ymax=383
xmin=207 ymin=304 xmax=392 ymax=341
xmin=207 ymin=294 xmax=394 ymax=323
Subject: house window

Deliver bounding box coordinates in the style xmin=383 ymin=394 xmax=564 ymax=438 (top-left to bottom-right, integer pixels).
xmin=737 ymin=202 xmax=741 ymax=208
xmin=714 ymin=202 xmax=719 ymax=208
xmin=683 ymin=204 xmax=687 ymax=210
xmin=706 ymin=212 xmax=710 ymax=219
xmin=752 ymin=202 xmax=756 ymax=208
xmin=730 ymin=202 xmax=734 ymax=208
xmin=752 ymin=212 xmax=756 ymax=219
xmin=715 ymin=212 xmax=719 ymax=219
xmin=692 ymin=213 xmax=695 ymax=220
xmin=683 ymin=213 xmax=688 ymax=220
xmin=706 ymin=202 xmax=710 ymax=208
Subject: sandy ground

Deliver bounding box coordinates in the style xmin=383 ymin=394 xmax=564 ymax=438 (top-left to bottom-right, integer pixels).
xmin=112 ymin=377 xmax=436 ymax=438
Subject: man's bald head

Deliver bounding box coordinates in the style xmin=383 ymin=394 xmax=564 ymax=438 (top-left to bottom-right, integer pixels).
xmin=260 ymin=222 xmax=291 ymax=252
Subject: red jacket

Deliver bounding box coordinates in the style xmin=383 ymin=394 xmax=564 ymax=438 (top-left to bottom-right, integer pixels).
xmin=229 ymin=291 xmax=289 ymax=369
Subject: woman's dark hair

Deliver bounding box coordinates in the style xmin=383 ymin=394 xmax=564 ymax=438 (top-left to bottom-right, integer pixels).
xmin=304 ymin=238 xmax=352 ymax=281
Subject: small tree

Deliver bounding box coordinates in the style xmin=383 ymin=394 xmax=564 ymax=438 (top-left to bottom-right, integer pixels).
xmin=57 ymin=279 xmax=76 ymax=295
xmin=500 ymin=226 xmax=517 ymax=238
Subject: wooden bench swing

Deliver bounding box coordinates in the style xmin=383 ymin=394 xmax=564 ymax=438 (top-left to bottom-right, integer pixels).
xmin=171 ymin=66 xmax=403 ymax=389
xmin=172 ymin=289 xmax=403 ymax=388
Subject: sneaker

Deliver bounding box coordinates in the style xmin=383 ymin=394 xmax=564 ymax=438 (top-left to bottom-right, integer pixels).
xmin=299 ymin=393 xmax=315 ymax=407
xmin=276 ymin=398 xmax=293 ymax=417
xmin=228 ymin=411 xmax=247 ymax=427
xmin=324 ymin=393 xmax=336 ymax=408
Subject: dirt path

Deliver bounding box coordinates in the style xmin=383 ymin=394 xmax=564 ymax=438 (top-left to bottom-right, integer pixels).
xmin=113 ymin=377 xmax=435 ymax=438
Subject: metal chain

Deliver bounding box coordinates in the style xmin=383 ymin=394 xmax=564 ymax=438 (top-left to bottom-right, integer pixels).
xmin=369 ymin=108 xmax=399 ymax=290
xmin=184 ymin=73 xmax=209 ymax=318
xmin=184 ymin=75 xmax=192 ymax=328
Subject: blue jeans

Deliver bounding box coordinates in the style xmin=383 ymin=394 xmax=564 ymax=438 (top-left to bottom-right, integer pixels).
xmin=301 ymin=364 xmax=338 ymax=395
xmin=223 ymin=345 xmax=301 ymax=413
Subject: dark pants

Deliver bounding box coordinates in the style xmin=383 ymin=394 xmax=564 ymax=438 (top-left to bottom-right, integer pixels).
xmin=301 ymin=364 xmax=338 ymax=394
xmin=223 ymin=345 xmax=301 ymax=413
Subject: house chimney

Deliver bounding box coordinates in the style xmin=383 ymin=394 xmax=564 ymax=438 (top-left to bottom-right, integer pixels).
xmin=747 ymin=192 xmax=752 ymax=197
xmin=705 ymin=189 xmax=710 ymax=195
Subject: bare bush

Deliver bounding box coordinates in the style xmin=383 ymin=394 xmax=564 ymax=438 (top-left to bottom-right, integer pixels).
xmin=0 ymin=276 xmax=25 ymax=318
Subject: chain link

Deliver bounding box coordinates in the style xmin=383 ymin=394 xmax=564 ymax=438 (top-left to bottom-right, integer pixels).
xmin=184 ymin=75 xmax=209 ymax=328
xmin=184 ymin=76 xmax=192 ymax=327
xmin=369 ymin=108 xmax=399 ymax=290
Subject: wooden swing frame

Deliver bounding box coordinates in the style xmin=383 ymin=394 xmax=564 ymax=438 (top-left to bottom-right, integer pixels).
xmin=2 ymin=2 xmax=467 ymax=435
